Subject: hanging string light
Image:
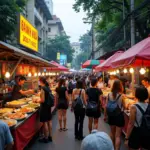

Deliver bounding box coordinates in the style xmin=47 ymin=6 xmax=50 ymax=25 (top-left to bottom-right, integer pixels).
xmin=38 ymin=72 xmax=41 ymax=76
xmin=28 ymin=72 xmax=32 ymax=77
xmin=116 ymin=70 xmax=120 ymax=74
xmin=5 ymin=72 xmax=10 ymax=78
xmin=34 ymin=73 xmax=37 ymax=77
xmin=123 ymin=68 xmax=128 ymax=73
xmin=139 ymin=68 xmax=146 ymax=75
xmin=129 ymin=68 xmax=134 ymax=73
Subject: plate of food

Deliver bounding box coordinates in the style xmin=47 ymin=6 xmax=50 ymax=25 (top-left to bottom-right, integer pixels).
xmin=0 ymin=108 xmax=14 ymax=114
xmin=4 ymin=112 xmax=27 ymax=121
xmin=14 ymin=107 xmax=35 ymax=114
xmin=6 ymin=101 xmax=27 ymax=108
xmin=22 ymin=103 xmax=40 ymax=109
xmin=1 ymin=119 xmax=17 ymax=128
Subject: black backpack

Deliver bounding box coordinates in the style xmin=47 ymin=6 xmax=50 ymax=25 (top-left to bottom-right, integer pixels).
xmin=42 ymin=86 xmax=54 ymax=107
xmin=135 ymin=104 xmax=150 ymax=140
xmin=72 ymin=90 xmax=83 ymax=111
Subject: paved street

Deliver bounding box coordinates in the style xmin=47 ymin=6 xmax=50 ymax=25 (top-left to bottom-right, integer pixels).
xmin=26 ymin=109 xmax=127 ymax=150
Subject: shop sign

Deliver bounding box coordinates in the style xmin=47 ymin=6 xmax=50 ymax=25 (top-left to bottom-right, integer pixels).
xmin=18 ymin=14 xmax=38 ymax=51
xmin=57 ymin=52 xmax=60 ymax=60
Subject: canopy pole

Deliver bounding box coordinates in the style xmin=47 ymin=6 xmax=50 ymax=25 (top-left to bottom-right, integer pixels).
xmin=131 ymin=71 xmax=135 ymax=95
xmin=10 ymin=56 xmax=23 ymax=77
xmin=103 ymin=72 xmax=105 ymax=83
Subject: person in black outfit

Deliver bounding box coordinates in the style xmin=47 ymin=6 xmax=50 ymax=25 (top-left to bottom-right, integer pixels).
xmin=34 ymin=77 xmax=52 ymax=143
xmin=56 ymin=79 xmax=69 ymax=131
xmin=86 ymin=78 xmax=103 ymax=133
xmin=72 ymin=80 xmax=86 ymax=140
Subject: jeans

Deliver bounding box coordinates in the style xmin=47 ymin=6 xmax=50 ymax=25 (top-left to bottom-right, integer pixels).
xmin=74 ymin=108 xmax=85 ymax=138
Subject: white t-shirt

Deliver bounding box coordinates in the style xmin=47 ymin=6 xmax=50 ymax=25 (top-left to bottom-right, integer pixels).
xmin=97 ymin=82 xmax=104 ymax=89
xmin=147 ymin=86 xmax=150 ymax=98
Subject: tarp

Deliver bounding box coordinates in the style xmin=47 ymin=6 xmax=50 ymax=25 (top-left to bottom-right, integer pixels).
xmin=47 ymin=61 xmax=69 ymax=72
xmin=95 ymin=51 xmax=124 ymax=71
xmin=111 ymin=37 xmax=150 ymax=68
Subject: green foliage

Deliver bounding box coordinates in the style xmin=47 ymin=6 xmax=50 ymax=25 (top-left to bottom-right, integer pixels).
xmin=72 ymin=32 xmax=92 ymax=69
xmin=79 ymin=32 xmax=92 ymax=52
xmin=73 ymin=0 xmax=150 ymax=54
xmin=0 ymin=0 xmax=26 ymax=41
xmin=46 ymin=35 xmax=74 ymax=63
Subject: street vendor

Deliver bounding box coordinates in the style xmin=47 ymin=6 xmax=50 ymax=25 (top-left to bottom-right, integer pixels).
xmin=141 ymin=77 xmax=150 ymax=103
xmin=11 ymin=76 xmax=34 ymax=100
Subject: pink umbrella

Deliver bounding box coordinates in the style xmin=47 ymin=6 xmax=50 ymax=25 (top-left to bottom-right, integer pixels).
xmin=95 ymin=51 xmax=124 ymax=71
xmin=111 ymin=37 xmax=150 ymax=68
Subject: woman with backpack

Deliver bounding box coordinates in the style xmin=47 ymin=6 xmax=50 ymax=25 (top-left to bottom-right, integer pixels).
xmin=34 ymin=77 xmax=53 ymax=143
xmin=125 ymin=86 xmax=150 ymax=150
xmin=86 ymin=78 xmax=103 ymax=133
xmin=72 ymin=79 xmax=86 ymax=140
xmin=56 ymin=78 xmax=69 ymax=132
xmin=104 ymin=80 xmax=125 ymax=150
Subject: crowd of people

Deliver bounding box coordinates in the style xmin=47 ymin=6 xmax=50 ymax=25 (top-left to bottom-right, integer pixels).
xmin=0 ymin=73 xmax=150 ymax=150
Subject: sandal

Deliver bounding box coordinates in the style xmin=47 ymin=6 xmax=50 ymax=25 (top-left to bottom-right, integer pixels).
xmin=59 ymin=128 xmax=63 ymax=132
xmin=63 ymin=128 xmax=68 ymax=131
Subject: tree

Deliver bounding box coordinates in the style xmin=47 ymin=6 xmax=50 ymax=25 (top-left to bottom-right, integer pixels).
xmin=46 ymin=35 xmax=74 ymax=63
xmin=79 ymin=32 xmax=92 ymax=53
xmin=72 ymin=32 xmax=92 ymax=69
xmin=0 ymin=0 xmax=26 ymax=41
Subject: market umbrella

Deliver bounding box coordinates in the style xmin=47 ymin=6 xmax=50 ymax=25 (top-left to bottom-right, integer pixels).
xmin=95 ymin=51 xmax=124 ymax=71
xmin=48 ymin=61 xmax=69 ymax=72
xmin=111 ymin=37 xmax=150 ymax=68
xmin=82 ymin=60 xmax=104 ymax=69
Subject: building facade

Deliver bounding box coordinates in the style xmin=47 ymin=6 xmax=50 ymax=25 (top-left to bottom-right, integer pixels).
xmin=45 ymin=0 xmax=53 ymax=15
xmin=71 ymin=42 xmax=82 ymax=58
xmin=23 ymin=0 xmax=52 ymax=55
xmin=47 ymin=15 xmax=64 ymax=39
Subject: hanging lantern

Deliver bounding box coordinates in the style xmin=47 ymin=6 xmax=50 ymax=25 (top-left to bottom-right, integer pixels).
xmin=28 ymin=72 xmax=32 ymax=77
xmin=34 ymin=73 xmax=37 ymax=77
xmin=42 ymin=72 xmax=45 ymax=76
xmin=123 ymin=68 xmax=128 ymax=73
xmin=116 ymin=70 xmax=120 ymax=74
xmin=139 ymin=68 xmax=146 ymax=75
xmin=129 ymin=68 xmax=134 ymax=73
xmin=38 ymin=72 xmax=41 ymax=76
xmin=5 ymin=72 xmax=10 ymax=78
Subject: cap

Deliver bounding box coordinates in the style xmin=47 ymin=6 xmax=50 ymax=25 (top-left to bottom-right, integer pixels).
xmin=81 ymin=130 xmax=114 ymax=150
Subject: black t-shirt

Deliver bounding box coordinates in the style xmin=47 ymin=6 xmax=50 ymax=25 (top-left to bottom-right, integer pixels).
xmin=11 ymin=84 xmax=25 ymax=100
xmin=41 ymin=86 xmax=51 ymax=105
xmin=86 ymin=88 xmax=103 ymax=103
xmin=56 ymin=87 xmax=67 ymax=100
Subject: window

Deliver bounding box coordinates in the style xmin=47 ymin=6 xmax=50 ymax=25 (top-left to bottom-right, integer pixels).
xmin=48 ymin=27 xmax=51 ymax=32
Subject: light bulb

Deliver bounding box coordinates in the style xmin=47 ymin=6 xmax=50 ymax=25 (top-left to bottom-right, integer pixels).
xmin=140 ymin=68 xmax=146 ymax=75
xmin=123 ymin=68 xmax=128 ymax=73
xmin=42 ymin=72 xmax=45 ymax=76
xmin=34 ymin=73 xmax=37 ymax=77
xmin=113 ymin=71 xmax=117 ymax=75
xmin=116 ymin=70 xmax=120 ymax=74
xmin=38 ymin=72 xmax=41 ymax=76
xmin=46 ymin=72 xmax=48 ymax=76
xmin=5 ymin=72 xmax=10 ymax=78
xmin=129 ymin=68 xmax=134 ymax=73
xmin=28 ymin=72 xmax=32 ymax=77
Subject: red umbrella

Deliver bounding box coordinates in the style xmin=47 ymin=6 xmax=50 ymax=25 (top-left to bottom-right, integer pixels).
xmin=48 ymin=61 xmax=69 ymax=72
xmin=95 ymin=51 xmax=124 ymax=71
xmin=111 ymin=37 xmax=150 ymax=68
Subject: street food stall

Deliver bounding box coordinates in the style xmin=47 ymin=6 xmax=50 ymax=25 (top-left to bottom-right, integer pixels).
xmin=0 ymin=41 xmax=57 ymax=150
xmin=96 ymin=37 xmax=150 ymax=134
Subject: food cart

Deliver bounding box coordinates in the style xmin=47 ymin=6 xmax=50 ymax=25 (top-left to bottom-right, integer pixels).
xmin=0 ymin=41 xmax=57 ymax=150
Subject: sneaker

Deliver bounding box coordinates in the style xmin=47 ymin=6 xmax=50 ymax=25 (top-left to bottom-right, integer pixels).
xmin=48 ymin=136 xmax=53 ymax=142
xmin=75 ymin=136 xmax=79 ymax=140
xmin=78 ymin=136 xmax=85 ymax=141
xmin=38 ymin=138 xmax=49 ymax=143
xmin=63 ymin=128 xmax=68 ymax=131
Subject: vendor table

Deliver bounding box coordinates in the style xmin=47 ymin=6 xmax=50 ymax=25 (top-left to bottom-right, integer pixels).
xmin=11 ymin=106 xmax=56 ymax=150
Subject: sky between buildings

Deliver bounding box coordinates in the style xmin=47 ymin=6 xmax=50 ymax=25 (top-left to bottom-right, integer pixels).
xmin=53 ymin=0 xmax=91 ymax=43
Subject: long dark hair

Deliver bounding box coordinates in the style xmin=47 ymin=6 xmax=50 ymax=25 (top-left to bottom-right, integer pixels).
xmin=58 ymin=78 xmax=65 ymax=88
xmin=111 ymin=80 xmax=123 ymax=99
xmin=39 ymin=77 xmax=49 ymax=87
xmin=76 ymin=79 xmax=83 ymax=89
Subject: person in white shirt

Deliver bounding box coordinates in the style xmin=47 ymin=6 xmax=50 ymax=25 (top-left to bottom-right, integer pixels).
xmin=108 ymin=75 xmax=115 ymax=89
xmin=97 ymin=76 xmax=104 ymax=89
